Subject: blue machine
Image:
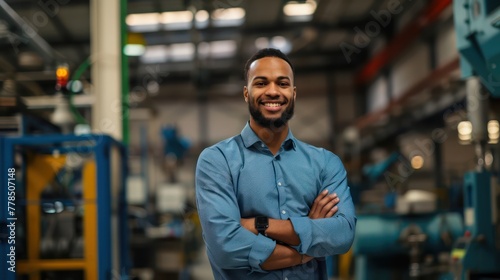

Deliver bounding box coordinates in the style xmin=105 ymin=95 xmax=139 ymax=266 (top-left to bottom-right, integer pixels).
xmin=0 ymin=134 xmax=130 ymax=280
xmin=354 ymin=213 xmax=463 ymax=280
xmin=353 ymin=149 xmax=465 ymax=279
xmin=453 ymin=0 xmax=500 ymax=279
xmin=454 ymin=0 xmax=500 ymax=97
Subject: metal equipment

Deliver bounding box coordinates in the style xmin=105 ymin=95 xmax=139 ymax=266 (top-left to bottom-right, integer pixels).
xmin=353 ymin=150 xmax=465 ymax=280
xmin=451 ymin=0 xmax=500 ymax=278
xmin=0 ymin=134 xmax=130 ymax=280
xmin=454 ymin=0 xmax=500 ymax=98
xmin=354 ymin=212 xmax=463 ymax=280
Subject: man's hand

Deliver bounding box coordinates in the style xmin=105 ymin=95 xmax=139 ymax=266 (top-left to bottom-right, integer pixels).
xmin=308 ymin=190 xmax=339 ymax=219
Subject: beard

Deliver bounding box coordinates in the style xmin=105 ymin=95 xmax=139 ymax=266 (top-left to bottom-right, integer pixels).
xmin=248 ymin=97 xmax=295 ymax=129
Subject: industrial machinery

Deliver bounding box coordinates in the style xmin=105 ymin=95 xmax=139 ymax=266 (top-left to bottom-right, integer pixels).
xmin=0 ymin=134 xmax=130 ymax=280
xmin=353 ymin=151 xmax=464 ymax=280
xmin=452 ymin=0 xmax=500 ymax=279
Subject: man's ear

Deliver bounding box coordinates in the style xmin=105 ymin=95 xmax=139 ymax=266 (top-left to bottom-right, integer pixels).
xmin=243 ymin=86 xmax=248 ymax=102
xmin=293 ymin=86 xmax=297 ymax=100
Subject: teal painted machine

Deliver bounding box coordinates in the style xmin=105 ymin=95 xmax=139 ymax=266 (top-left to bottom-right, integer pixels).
xmin=354 ymin=212 xmax=463 ymax=280
xmin=452 ymin=1 xmax=500 ymax=279
xmin=454 ymin=0 xmax=500 ymax=98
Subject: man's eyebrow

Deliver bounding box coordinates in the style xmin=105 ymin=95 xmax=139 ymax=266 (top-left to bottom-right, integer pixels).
xmin=252 ymin=76 xmax=291 ymax=81
xmin=252 ymin=76 xmax=269 ymax=81
xmin=277 ymin=76 xmax=291 ymax=80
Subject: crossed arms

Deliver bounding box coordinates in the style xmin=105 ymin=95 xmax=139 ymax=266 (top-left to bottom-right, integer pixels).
xmin=240 ymin=190 xmax=340 ymax=270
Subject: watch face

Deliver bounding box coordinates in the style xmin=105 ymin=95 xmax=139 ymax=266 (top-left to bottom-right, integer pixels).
xmin=256 ymin=216 xmax=268 ymax=228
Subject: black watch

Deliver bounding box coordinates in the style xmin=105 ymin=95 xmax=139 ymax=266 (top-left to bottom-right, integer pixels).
xmin=255 ymin=216 xmax=269 ymax=236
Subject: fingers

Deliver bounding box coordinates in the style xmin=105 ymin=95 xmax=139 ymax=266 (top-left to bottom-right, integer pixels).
xmin=326 ymin=205 xmax=338 ymax=218
xmin=318 ymin=194 xmax=339 ymax=217
xmin=310 ymin=189 xmax=328 ymax=215
xmin=309 ymin=190 xmax=340 ymax=219
xmin=301 ymin=254 xmax=314 ymax=264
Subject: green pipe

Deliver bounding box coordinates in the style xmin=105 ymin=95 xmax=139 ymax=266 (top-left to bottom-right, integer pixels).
xmin=69 ymin=58 xmax=90 ymax=125
xmin=120 ymin=0 xmax=129 ymax=145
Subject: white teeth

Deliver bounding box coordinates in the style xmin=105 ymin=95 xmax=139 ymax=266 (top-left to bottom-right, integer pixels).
xmin=264 ymin=103 xmax=281 ymax=107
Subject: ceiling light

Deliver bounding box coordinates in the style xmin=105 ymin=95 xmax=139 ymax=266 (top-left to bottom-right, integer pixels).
xmin=254 ymin=36 xmax=292 ymax=53
xmin=124 ymin=45 xmax=146 ymax=56
xmin=458 ymin=121 xmax=472 ymax=144
xmin=271 ymin=36 xmax=292 ymax=54
xmin=283 ymin=0 xmax=317 ymax=17
xmin=161 ymin=11 xmax=193 ymax=30
xmin=458 ymin=121 xmax=472 ymax=135
xmin=126 ymin=13 xmax=160 ymax=32
xmin=195 ymin=10 xmax=209 ymax=28
xmin=198 ymin=40 xmax=237 ymax=59
xmin=255 ymin=37 xmax=269 ymax=49
xmin=140 ymin=45 xmax=168 ymax=64
xmin=196 ymin=10 xmax=209 ymax=22
xmin=488 ymin=120 xmax=499 ymax=144
xmin=410 ymin=155 xmax=424 ymax=170
xmin=211 ymin=7 xmax=245 ymax=27
xmin=126 ymin=13 xmax=160 ymax=25
xmin=169 ymin=43 xmax=195 ymax=61
xmin=161 ymin=11 xmax=193 ymax=24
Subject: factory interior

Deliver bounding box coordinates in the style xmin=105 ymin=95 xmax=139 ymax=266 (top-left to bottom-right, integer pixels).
xmin=1 ymin=0 xmax=500 ymax=279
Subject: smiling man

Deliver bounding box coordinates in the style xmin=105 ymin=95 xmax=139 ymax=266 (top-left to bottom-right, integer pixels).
xmin=195 ymin=48 xmax=356 ymax=280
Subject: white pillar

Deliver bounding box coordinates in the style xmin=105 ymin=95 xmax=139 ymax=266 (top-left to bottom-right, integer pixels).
xmin=90 ymin=0 xmax=122 ymax=140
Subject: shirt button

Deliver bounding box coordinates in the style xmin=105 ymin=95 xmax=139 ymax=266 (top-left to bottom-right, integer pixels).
xmin=282 ymin=210 xmax=286 ymax=214
xmin=261 ymin=143 xmax=265 ymax=147
xmin=285 ymin=278 xmax=288 ymax=280
xmin=278 ymin=182 xmax=282 ymax=186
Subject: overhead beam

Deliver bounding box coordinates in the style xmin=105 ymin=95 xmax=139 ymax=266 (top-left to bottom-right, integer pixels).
xmin=0 ymin=0 xmax=57 ymax=65
xmin=355 ymin=0 xmax=452 ymax=85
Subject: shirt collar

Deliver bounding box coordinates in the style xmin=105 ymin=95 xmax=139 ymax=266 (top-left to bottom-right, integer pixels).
xmin=240 ymin=122 xmax=296 ymax=151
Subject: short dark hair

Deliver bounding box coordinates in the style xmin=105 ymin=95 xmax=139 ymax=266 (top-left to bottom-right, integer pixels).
xmin=244 ymin=48 xmax=294 ymax=82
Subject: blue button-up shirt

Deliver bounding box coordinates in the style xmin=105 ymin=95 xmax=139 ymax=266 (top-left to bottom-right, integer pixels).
xmin=195 ymin=123 xmax=356 ymax=280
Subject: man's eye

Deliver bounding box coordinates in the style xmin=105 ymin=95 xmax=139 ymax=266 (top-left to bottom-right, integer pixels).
xmin=280 ymin=82 xmax=290 ymax=87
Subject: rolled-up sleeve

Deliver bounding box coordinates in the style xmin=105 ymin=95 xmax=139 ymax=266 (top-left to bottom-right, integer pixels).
xmin=196 ymin=147 xmax=276 ymax=272
xmin=289 ymin=153 xmax=356 ymax=257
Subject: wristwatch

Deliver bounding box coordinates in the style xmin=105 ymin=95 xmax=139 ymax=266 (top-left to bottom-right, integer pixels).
xmin=255 ymin=216 xmax=269 ymax=236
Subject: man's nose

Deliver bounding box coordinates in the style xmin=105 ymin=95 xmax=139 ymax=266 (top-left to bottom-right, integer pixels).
xmin=265 ymin=83 xmax=279 ymax=95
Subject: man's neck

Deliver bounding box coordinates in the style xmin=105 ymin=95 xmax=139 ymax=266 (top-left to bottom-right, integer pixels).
xmin=249 ymin=119 xmax=289 ymax=155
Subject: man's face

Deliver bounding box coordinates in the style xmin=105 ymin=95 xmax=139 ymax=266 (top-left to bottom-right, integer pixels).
xmin=244 ymin=56 xmax=296 ymax=129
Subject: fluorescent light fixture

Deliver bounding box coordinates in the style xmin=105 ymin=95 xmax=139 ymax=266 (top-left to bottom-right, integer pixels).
xmin=140 ymin=45 xmax=169 ymax=64
xmin=211 ymin=7 xmax=245 ymax=27
xmin=254 ymin=36 xmax=292 ymax=54
xmin=255 ymin=37 xmax=269 ymax=49
xmin=458 ymin=121 xmax=472 ymax=144
xmin=271 ymin=36 xmax=292 ymax=54
xmin=198 ymin=40 xmax=237 ymax=59
xmin=196 ymin=10 xmax=209 ymax=22
xmin=284 ymin=0 xmax=317 ymax=21
xmin=170 ymin=43 xmax=195 ymax=61
xmin=161 ymin=11 xmax=193 ymax=30
xmin=126 ymin=13 xmax=161 ymax=32
xmin=127 ymin=13 xmax=160 ymax=25
xmin=161 ymin=11 xmax=193 ymax=24
xmin=488 ymin=120 xmax=499 ymax=144
xmin=195 ymin=10 xmax=210 ymax=28
xmin=124 ymin=44 xmax=146 ymax=56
